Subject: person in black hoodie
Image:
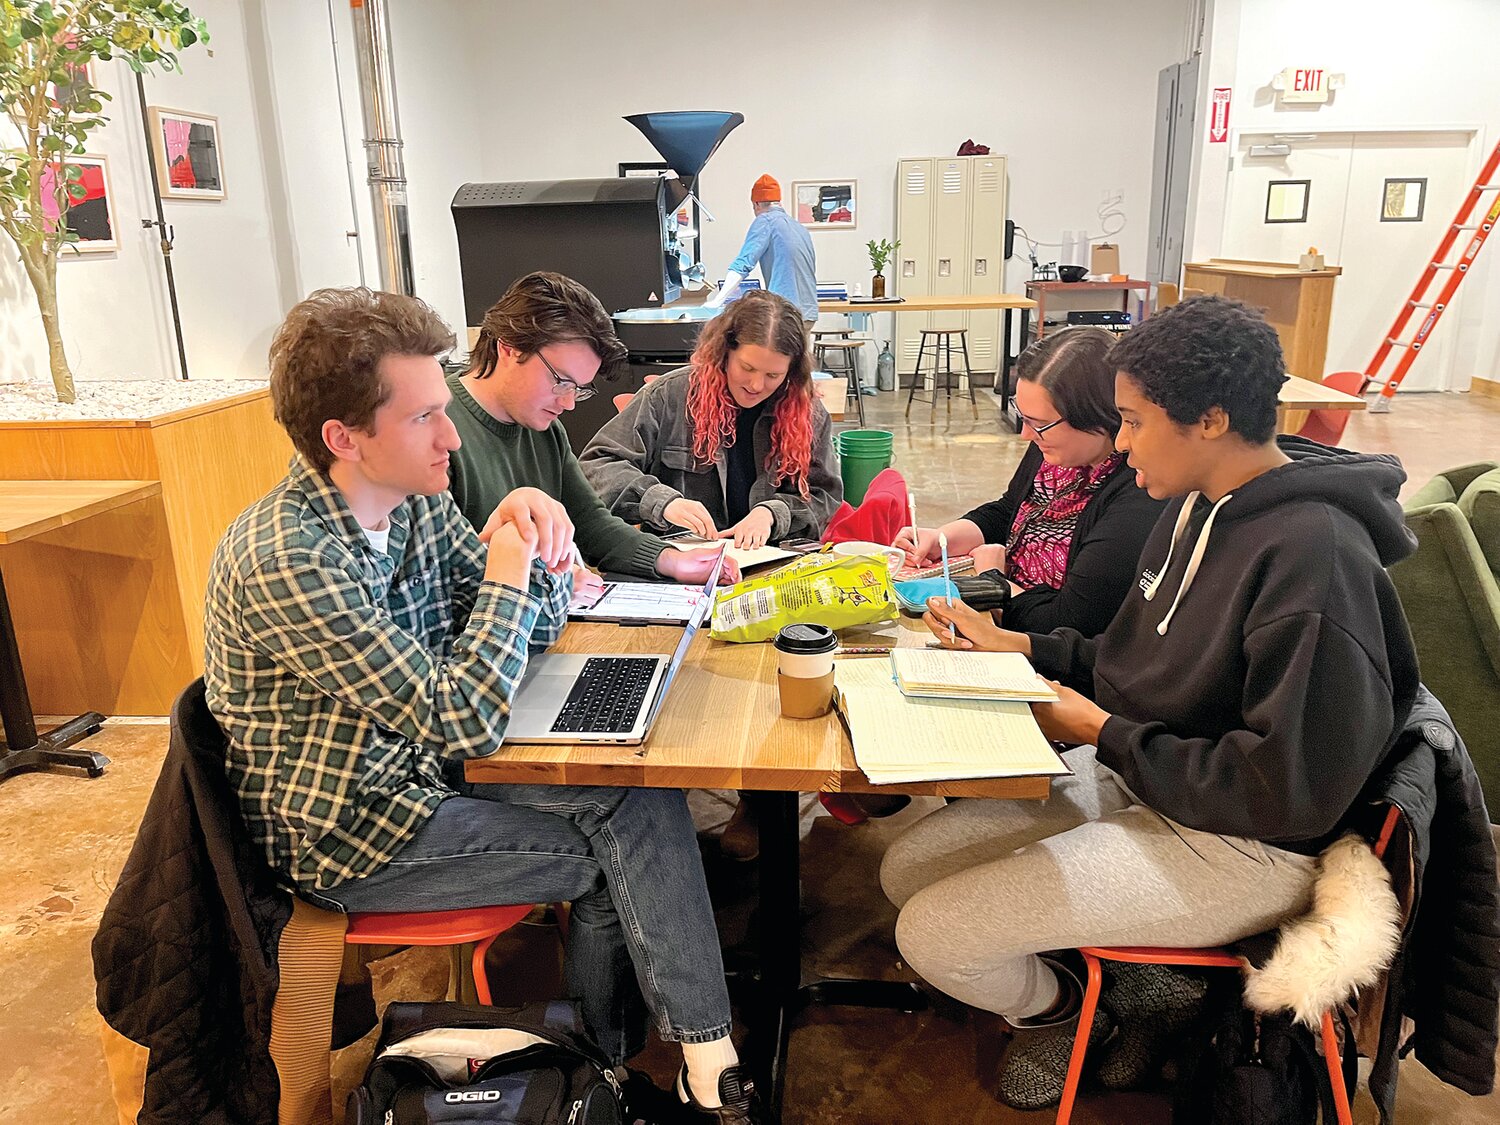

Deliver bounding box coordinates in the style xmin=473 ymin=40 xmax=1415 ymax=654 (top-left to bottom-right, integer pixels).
xmin=894 ymin=326 xmax=1165 ymax=636
xmin=879 ymin=295 xmax=1420 ymax=1111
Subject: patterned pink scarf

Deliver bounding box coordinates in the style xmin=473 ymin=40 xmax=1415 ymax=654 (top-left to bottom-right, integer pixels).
xmin=1006 ymin=453 xmax=1124 ymax=591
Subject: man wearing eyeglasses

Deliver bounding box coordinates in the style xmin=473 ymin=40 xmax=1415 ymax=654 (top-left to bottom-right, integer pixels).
xmin=447 ymin=271 xmax=737 ymax=590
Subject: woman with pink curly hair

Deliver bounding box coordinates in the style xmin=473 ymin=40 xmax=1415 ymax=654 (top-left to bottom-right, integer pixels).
xmin=582 ymin=289 xmax=841 ymax=549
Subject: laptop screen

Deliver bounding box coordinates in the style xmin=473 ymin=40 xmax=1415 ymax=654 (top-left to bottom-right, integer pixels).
xmin=642 ymin=546 xmax=725 ymax=728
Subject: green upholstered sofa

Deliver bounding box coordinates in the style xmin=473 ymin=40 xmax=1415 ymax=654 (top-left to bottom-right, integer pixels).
xmin=1391 ymin=461 xmax=1500 ymax=817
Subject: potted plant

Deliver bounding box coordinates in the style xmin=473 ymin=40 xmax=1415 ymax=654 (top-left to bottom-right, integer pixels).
xmin=866 ymin=238 xmax=899 ymax=298
xmin=0 ymin=1 xmax=210 ymax=403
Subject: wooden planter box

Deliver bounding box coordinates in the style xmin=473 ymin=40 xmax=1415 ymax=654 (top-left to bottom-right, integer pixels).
xmin=0 ymin=389 xmax=291 ymax=715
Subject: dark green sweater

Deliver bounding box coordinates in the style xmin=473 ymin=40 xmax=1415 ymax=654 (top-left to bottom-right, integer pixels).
xmin=445 ymin=373 xmax=669 ymax=578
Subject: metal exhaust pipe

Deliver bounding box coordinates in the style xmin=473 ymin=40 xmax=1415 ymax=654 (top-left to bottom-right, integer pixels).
xmin=349 ymin=0 xmax=414 ymax=295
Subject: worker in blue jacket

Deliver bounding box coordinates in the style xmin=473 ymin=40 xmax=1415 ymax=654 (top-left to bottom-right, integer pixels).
xmin=707 ymin=174 xmax=818 ymax=324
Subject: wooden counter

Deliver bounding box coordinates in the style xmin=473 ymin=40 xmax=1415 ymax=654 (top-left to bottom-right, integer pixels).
xmin=1182 ymin=258 xmax=1342 ymax=381
xmin=0 ymin=389 xmax=291 ymax=713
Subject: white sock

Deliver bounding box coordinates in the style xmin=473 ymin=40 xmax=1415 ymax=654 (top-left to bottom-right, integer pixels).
xmin=679 ymin=1036 xmax=739 ymax=1107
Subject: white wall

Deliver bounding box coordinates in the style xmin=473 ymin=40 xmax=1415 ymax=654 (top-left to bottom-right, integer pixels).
xmin=1191 ymin=0 xmax=1500 ymax=386
xmin=2 ymin=0 xmax=1196 ymax=385
xmin=0 ymin=0 xmax=314 ymax=384
xmin=378 ymin=0 xmax=1194 ymax=334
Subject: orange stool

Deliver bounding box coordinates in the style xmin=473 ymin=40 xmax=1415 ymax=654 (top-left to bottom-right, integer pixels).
xmin=345 ymin=903 xmax=534 ymax=1006
xmin=1057 ymin=806 xmax=1402 ymax=1125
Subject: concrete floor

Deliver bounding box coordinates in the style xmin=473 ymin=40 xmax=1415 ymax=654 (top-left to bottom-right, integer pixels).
xmin=3 ymin=387 xmax=1498 ymax=1124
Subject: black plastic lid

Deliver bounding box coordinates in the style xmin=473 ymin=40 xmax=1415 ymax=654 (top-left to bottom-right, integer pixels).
xmin=774 ymin=623 xmax=838 ymax=654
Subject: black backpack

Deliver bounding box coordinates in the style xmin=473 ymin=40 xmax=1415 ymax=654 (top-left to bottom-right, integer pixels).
xmin=1173 ymin=982 xmax=1357 ymax=1125
xmin=348 ymin=1000 xmax=628 ymax=1125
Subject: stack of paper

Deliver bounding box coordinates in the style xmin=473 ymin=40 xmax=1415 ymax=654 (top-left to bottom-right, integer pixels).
xmin=666 ymin=535 xmax=796 ymax=571
xmin=834 ymin=658 xmax=1067 ymax=785
xmin=891 ymin=649 xmax=1059 ymax=702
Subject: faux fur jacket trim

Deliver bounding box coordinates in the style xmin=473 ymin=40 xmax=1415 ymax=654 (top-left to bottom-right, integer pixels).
xmin=1241 ymin=832 xmax=1401 ymax=1027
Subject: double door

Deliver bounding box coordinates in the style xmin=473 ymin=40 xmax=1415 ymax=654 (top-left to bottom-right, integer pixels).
xmin=1221 ymin=129 xmax=1479 ymax=391
xmin=894 ymin=155 xmax=1007 ymax=375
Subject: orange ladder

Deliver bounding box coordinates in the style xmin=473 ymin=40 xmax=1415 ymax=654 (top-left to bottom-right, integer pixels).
xmin=1365 ymin=138 xmax=1500 ymax=412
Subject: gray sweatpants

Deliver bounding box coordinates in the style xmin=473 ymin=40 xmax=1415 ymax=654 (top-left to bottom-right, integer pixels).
xmin=879 ymin=746 xmax=1318 ymax=1021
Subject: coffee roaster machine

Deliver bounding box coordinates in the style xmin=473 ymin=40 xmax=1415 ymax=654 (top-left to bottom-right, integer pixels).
xmin=452 ymin=111 xmax=744 ymax=451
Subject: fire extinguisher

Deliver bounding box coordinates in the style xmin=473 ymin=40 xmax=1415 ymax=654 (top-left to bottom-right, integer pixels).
xmin=876 ymin=340 xmax=896 ymax=392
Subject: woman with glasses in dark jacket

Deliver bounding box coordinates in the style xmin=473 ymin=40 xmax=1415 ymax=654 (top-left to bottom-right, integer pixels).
xmin=896 ymin=327 xmax=1164 ymax=636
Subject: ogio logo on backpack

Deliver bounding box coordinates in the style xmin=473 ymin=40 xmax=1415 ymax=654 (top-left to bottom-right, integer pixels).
xmin=444 ymin=1090 xmax=502 ymax=1103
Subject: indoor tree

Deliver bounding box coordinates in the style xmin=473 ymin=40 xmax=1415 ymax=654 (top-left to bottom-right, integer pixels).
xmin=0 ymin=1 xmax=209 ymax=402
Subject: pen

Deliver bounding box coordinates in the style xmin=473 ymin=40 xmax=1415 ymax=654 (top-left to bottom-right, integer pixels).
xmin=907 ymin=495 xmax=918 ymax=563
xmin=939 ymin=531 xmax=955 ymax=641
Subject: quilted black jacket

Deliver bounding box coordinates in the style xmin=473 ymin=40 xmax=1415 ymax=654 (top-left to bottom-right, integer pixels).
xmin=1365 ymin=687 xmax=1500 ymax=1122
xmin=92 ymin=680 xmax=290 ymax=1125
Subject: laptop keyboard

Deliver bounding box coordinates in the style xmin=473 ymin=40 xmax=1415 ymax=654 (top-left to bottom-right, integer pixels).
xmin=550 ymin=657 xmax=659 ymax=734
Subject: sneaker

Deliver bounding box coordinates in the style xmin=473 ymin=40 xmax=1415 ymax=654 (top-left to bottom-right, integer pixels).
xmin=675 ymin=1064 xmax=775 ymax=1124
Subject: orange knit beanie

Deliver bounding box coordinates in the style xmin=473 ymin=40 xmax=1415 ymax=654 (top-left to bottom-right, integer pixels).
xmin=750 ymin=174 xmax=781 ymax=203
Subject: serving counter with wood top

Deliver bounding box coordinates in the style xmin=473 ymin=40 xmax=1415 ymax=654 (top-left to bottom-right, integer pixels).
xmin=0 ymin=389 xmax=292 ymax=713
xmin=1182 ymin=258 xmax=1343 ymax=381
xmin=0 ymin=481 xmax=168 ymax=779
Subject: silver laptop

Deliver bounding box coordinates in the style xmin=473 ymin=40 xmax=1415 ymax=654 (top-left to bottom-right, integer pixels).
xmin=505 ymin=548 xmax=725 ymax=745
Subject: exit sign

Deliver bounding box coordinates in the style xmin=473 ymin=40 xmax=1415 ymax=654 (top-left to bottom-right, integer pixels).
xmin=1279 ymin=66 xmax=1331 ymax=103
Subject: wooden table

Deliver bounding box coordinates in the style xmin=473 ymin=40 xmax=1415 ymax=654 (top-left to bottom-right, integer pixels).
xmin=1278 ymin=373 xmax=1366 ymax=433
xmin=1023 ymin=278 xmax=1151 ymax=341
xmin=0 ymin=480 xmax=161 ymax=782
xmin=467 ymin=617 xmax=1051 ymax=1111
xmin=464 ymin=620 xmax=1047 ymax=800
xmin=818 ymin=293 xmax=1040 ymax=432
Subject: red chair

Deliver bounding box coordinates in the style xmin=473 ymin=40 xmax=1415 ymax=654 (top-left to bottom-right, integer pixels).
xmin=345 ymin=903 xmax=534 ymax=1005
xmin=1294 ymin=371 xmax=1367 ymax=446
xmin=613 ymin=374 xmax=665 ymax=413
xmin=1057 ymin=805 xmax=1403 ymax=1125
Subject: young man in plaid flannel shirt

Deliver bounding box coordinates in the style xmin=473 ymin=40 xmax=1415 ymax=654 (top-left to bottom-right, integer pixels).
xmin=204 ymin=288 xmax=768 ymax=1124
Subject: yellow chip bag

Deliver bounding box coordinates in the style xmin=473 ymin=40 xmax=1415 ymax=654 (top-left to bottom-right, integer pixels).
xmin=710 ymin=552 xmax=897 ymax=643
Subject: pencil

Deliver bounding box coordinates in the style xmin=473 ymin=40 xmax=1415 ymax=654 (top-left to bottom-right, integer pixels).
xmin=939 ymin=531 xmax=956 ymax=641
xmin=908 ymin=495 xmax=918 ymax=562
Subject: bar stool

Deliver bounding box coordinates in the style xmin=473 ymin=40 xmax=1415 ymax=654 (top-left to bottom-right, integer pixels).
xmin=906 ymin=328 xmax=977 ymax=419
xmin=815 ymin=338 xmax=867 ymax=426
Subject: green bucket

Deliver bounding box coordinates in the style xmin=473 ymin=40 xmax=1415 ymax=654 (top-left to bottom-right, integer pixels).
xmin=836 ymin=429 xmax=894 ymax=506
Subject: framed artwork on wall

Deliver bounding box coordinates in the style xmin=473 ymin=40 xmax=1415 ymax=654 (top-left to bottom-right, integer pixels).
xmin=47 ymin=55 xmax=95 ymax=110
xmin=792 ymin=179 xmax=857 ymax=228
xmin=1264 ymin=179 xmax=1310 ymax=224
xmin=148 ymin=106 xmax=226 ymax=200
xmin=41 ymin=154 xmax=118 ymax=253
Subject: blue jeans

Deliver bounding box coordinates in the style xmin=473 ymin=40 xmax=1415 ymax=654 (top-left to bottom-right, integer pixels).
xmin=303 ymin=783 xmax=731 ymax=1061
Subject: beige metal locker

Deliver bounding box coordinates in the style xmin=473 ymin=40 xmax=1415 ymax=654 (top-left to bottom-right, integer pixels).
xmin=895 ymin=158 xmax=933 ymax=372
xmin=967 ymin=157 xmax=1007 ymax=370
xmin=894 ymin=154 xmax=1009 ymax=378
